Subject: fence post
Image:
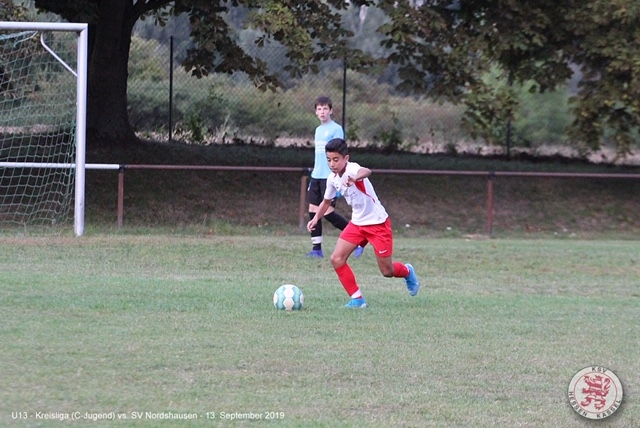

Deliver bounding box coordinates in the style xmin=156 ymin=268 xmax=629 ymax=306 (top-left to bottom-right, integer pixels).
xmin=342 ymin=55 xmax=347 ymax=134
xmin=118 ymin=165 xmax=126 ymax=229
xmin=486 ymin=172 xmax=495 ymax=235
xmin=169 ymin=36 xmax=174 ymax=142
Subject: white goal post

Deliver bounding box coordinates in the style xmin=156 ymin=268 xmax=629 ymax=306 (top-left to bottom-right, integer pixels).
xmin=0 ymin=21 xmax=93 ymax=235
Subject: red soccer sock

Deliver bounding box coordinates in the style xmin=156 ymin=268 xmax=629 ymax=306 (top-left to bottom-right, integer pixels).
xmin=334 ymin=264 xmax=360 ymax=297
xmin=393 ymin=262 xmax=409 ymax=278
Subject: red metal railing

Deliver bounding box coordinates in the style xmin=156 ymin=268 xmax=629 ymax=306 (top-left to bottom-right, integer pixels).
xmin=113 ymin=165 xmax=640 ymax=235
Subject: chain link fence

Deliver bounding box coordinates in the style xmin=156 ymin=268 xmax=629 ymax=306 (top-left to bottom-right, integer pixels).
xmin=127 ymin=28 xmax=467 ymax=155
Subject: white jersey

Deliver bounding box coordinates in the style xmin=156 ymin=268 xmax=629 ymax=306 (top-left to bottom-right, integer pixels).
xmin=324 ymin=161 xmax=388 ymax=226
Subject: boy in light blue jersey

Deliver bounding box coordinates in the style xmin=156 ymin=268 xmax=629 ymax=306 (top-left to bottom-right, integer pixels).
xmin=312 ymin=119 xmax=343 ymax=179
xmin=306 ymin=96 xmax=363 ymax=259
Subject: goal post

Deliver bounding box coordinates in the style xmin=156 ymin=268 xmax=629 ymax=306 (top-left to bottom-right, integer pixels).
xmin=0 ymin=21 xmax=88 ymax=236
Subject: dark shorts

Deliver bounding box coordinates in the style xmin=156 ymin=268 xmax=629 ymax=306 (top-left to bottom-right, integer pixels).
xmin=307 ymin=178 xmax=337 ymax=207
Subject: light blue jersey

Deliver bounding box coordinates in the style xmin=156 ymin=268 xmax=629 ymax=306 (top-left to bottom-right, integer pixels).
xmin=311 ymin=120 xmax=344 ymax=179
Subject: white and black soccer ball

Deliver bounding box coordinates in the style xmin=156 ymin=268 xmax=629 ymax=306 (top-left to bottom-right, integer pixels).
xmin=273 ymin=284 xmax=304 ymax=311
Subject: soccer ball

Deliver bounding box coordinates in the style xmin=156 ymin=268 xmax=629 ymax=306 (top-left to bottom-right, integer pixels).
xmin=273 ymin=284 xmax=304 ymax=311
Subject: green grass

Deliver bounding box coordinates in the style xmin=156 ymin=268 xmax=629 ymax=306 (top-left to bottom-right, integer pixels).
xmin=1 ymin=235 xmax=639 ymax=427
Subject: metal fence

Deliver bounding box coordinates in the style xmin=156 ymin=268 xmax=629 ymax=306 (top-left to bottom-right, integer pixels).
xmin=127 ymin=31 xmax=466 ymax=154
xmin=92 ymin=163 xmax=640 ymax=235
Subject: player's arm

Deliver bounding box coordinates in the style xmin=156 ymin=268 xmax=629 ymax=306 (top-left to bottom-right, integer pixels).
xmin=344 ymin=167 xmax=371 ymax=187
xmin=307 ymin=198 xmax=332 ymax=232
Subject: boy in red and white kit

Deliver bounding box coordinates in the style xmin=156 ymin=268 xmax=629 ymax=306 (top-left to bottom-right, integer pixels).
xmin=307 ymin=138 xmax=420 ymax=308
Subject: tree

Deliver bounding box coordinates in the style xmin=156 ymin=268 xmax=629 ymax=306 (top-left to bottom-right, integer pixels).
xmin=375 ymin=0 xmax=640 ymax=155
xmin=563 ymin=0 xmax=640 ymax=155
xmin=1 ymin=1 xmax=30 ymax=96
xmin=30 ymin=0 xmax=374 ymax=147
xmin=32 ymin=0 xmax=144 ymax=145
xmin=1 ymin=1 xmax=28 ymax=21
xmin=28 ymin=0 xmax=640 ymax=154
xmin=453 ymin=1 xmax=574 ymax=155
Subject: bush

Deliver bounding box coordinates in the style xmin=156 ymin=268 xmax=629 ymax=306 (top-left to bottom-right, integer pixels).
xmin=514 ymin=86 xmax=572 ymax=146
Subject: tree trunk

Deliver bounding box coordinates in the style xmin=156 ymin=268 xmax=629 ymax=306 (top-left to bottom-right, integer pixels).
xmin=86 ymin=0 xmax=138 ymax=147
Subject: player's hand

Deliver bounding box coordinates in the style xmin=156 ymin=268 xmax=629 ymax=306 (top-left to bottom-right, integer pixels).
xmin=306 ymin=219 xmax=317 ymax=232
xmin=343 ymin=175 xmax=356 ymax=187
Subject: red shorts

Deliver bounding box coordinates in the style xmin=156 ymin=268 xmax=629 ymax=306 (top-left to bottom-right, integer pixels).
xmin=340 ymin=218 xmax=394 ymax=258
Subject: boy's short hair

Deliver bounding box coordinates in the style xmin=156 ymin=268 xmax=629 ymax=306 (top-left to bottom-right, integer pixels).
xmin=314 ymin=96 xmax=333 ymax=109
xmin=326 ymin=138 xmax=348 ymax=156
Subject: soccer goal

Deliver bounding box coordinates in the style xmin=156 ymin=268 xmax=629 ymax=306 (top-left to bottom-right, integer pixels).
xmin=0 ymin=21 xmax=88 ymax=236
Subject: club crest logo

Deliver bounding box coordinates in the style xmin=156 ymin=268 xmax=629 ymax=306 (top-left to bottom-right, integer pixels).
xmin=568 ymin=366 xmax=623 ymax=420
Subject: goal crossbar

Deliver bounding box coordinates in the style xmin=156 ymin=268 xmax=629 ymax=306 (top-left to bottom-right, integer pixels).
xmin=0 ymin=21 xmax=88 ymax=236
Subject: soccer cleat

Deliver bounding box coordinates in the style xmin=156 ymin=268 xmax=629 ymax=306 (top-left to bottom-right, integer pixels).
xmin=404 ymin=263 xmax=420 ymax=296
xmin=344 ymin=297 xmax=367 ymax=308
xmin=353 ymin=245 xmax=365 ymax=258
xmin=306 ymin=249 xmax=324 ymax=258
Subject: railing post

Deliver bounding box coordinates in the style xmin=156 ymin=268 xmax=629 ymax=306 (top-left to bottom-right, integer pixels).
xmin=118 ymin=165 xmax=125 ymax=229
xmin=486 ymin=172 xmax=495 ymax=236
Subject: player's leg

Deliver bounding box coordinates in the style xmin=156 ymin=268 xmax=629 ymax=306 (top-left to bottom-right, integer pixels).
xmin=310 ymin=179 xmax=363 ymax=258
xmin=318 ymin=178 xmax=347 ymax=230
xmin=308 ymin=204 xmax=324 ymax=257
xmin=330 ymin=237 xmax=358 ymax=268
xmin=331 ymin=225 xmax=367 ymax=308
xmin=368 ymin=219 xmax=420 ymax=296
xmin=320 ymin=180 xmax=364 ymax=257
xmin=325 ymin=209 xmax=364 ymax=258
xmin=374 ymin=254 xmax=420 ymax=297
xmin=324 ymin=210 xmax=364 ymax=258
xmin=323 ymin=210 xmax=347 ymax=229
xmin=307 ymin=178 xmax=324 ymax=257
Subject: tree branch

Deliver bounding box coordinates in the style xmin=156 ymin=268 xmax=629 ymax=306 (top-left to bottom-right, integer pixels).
xmin=130 ymin=0 xmax=172 ymax=23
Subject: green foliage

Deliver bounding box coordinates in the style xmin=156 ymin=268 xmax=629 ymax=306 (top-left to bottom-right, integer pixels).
xmin=514 ymin=86 xmax=572 ymax=146
xmin=1 ymin=1 xmax=28 ymax=20
xmin=377 ymin=0 xmax=639 ymax=155
xmin=564 ymin=0 xmax=640 ymax=155
xmin=28 ymin=0 xmax=640 ymax=155
xmin=345 ymin=117 xmax=361 ymax=143
xmin=126 ymin=61 xmax=465 ymax=148
xmin=462 ymin=68 xmax=574 ymax=150
xmin=128 ymin=36 xmax=167 ymax=82
xmin=175 ymin=114 xmax=205 ymax=143
xmin=182 ymin=80 xmax=232 ymax=135
xmin=375 ymin=112 xmax=403 ymax=154
xmin=462 ymin=77 xmax=520 ymax=149
xmin=127 ymin=79 xmax=170 ymax=131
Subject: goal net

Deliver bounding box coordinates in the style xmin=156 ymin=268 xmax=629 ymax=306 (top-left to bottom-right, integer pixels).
xmin=0 ymin=22 xmax=87 ymax=236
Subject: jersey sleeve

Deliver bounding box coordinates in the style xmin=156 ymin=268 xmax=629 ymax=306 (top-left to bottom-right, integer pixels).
xmin=345 ymin=162 xmax=361 ymax=179
xmin=323 ymin=174 xmax=338 ymax=200
xmin=333 ymin=123 xmax=344 ymax=139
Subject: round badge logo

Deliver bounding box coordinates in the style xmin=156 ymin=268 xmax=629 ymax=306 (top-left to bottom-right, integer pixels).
xmin=568 ymin=366 xmax=623 ymax=420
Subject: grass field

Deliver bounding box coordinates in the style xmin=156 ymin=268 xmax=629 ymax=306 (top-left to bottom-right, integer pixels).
xmin=1 ymin=235 xmax=638 ymax=427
